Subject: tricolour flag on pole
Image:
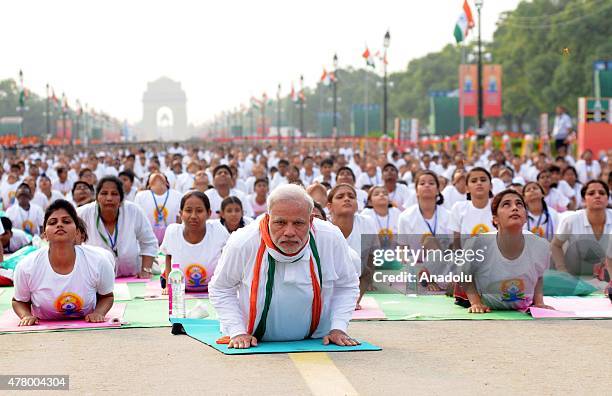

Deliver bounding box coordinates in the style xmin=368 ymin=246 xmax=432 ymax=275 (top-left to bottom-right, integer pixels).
xmin=454 ymin=0 xmax=475 ymax=43
xmin=362 ymin=47 xmax=375 ymax=68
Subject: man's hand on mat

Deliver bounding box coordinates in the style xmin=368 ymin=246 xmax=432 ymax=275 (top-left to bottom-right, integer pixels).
xmin=18 ymin=315 xmax=39 ymax=326
xmin=228 ymin=334 xmax=258 ymax=349
xmin=85 ymin=312 xmax=106 ymax=322
xmin=468 ymin=303 xmax=491 ymax=313
xmin=426 ymin=282 xmax=442 ymax=292
xmin=323 ymin=329 xmax=360 ymax=346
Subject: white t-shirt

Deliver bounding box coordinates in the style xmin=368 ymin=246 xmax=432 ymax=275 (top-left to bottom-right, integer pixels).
xmin=361 ymin=207 xmax=402 ymax=236
xmin=13 ymin=245 xmax=115 ymax=320
xmin=575 ymin=160 xmax=601 ymax=185
xmin=356 ymin=172 xmax=382 ymax=189
xmin=556 ymin=209 xmax=612 ymax=270
xmin=205 ymin=188 xmax=254 ymax=219
xmin=524 ymin=207 xmax=559 ymax=242
xmin=387 ymin=183 xmax=416 ymax=211
xmin=5 ymin=228 xmax=31 ymax=253
xmin=558 ymin=180 xmax=582 ymax=208
xmin=552 ymin=113 xmax=572 ymax=140
xmin=52 ymin=179 xmax=72 ymax=196
xmin=269 ymin=173 xmax=288 ymax=191
xmin=398 ymin=204 xmax=453 ymax=254
xmin=5 ymin=203 xmax=44 ymax=235
xmin=441 ymin=185 xmax=466 ymax=210
xmin=0 ymin=179 xmax=21 ymax=209
xmin=463 ymin=232 xmax=550 ymax=310
xmin=344 ymin=213 xmax=379 ymax=276
xmin=176 ymin=172 xmax=196 ymax=193
xmin=449 ymin=200 xmax=495 ymax=244
xmin=160 ymin=222 xmax=230 ymax=291
xmin=544 ymin=187 xmax=570 ymax=212
xmin=134 ymin=189 xmax=182 ymax=230
xmin=32 ymin=190 xmax=64 ymax=210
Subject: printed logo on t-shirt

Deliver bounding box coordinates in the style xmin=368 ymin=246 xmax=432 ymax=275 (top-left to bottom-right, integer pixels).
xmin=185 ymin=264 xmax=207 ymax=290
xmin=22 ymin=220 xmax=35 ymax=235
xmin=8 ymin=191 xmax=16 ymax=205
xmin=420 ymin=232 xmax=433 ymax=245
xmin=500 ymin=279 xmax=526 ymax=302
xmin=530 ymin=226 xmax=545 ymax=238
xmin=470 ymin=223 xmax=490 ymax=236
xmin=54 ymin=292 xmax=84 ymax=317
xmin=154 ymin=207 xmax=169 ymax=225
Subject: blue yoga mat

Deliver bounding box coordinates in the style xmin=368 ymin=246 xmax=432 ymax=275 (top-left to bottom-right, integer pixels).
xmin=171 ymin=318 xmax=382 ymax=355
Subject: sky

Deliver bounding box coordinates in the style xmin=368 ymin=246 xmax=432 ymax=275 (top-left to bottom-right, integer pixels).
xmin=1 ymin=0 xmax=521 ymax=126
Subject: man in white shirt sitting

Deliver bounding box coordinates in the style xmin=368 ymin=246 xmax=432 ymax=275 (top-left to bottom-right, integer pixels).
xmin=209 ymin=184 xmax=359 ymax=349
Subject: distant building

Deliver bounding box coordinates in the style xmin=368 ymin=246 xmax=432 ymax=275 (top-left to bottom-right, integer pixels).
xmin=141 ymin=76 xmax=188 ymax=141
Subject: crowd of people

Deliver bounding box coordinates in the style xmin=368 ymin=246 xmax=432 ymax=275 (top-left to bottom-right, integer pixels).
xmin=1 ymin=140 xmax=611 ymax=346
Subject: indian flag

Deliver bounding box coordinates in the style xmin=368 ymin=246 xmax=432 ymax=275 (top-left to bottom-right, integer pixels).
xmin=454 ymin=0 xmax=475 ymax=43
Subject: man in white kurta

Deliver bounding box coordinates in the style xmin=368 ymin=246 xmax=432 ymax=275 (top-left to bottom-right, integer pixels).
xmin=209 ymin=184 xmax=360 ymax=349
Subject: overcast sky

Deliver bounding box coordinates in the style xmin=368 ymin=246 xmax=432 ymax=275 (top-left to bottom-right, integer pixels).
xmin=1 ymin=0 xmax=520 ymax=125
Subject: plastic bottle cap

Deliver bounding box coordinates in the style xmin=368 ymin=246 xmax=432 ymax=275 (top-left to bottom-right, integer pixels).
xmin=172 ymin=264 xmax=180 ymax=269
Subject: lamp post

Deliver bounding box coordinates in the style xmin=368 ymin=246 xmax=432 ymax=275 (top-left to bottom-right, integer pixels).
xmin=382 ymin=30 xmax=390 ymax=138
xmin=45 ymin=84 xmax=50 ymax=142
xmin=332 ymin=53 xmax=338 ymax=142
xmin=277 ymin=83 xmax=282 ymax=147
xmin=61 ymin=93 xmax=68 ymax=144
xmin=475 ymin=0 xmax=484 ymax=135
xmin=299 ymin=75 xmax=304 ymax=138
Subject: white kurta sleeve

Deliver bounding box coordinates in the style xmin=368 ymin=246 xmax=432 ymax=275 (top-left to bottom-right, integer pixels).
xmin=328 ymin=234 xmax=360 ymax=333
xmin=12 ymin=259 xmax=32 ymax=303
xmin=133 ymin=204 xmax=159 ymax=257
xmin=209 ymin=238 xmax=250 ymax=338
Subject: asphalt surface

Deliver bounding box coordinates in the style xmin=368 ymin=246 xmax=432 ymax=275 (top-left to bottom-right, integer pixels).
xmin=4 ymin=320 xmax=612 ymax=395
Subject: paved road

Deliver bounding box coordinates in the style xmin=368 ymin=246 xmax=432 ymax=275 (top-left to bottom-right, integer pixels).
xmin=4 ymin=320 xmax=612 ymax=395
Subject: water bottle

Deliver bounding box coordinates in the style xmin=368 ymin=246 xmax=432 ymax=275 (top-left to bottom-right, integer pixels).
xmin=168 ymin=264 xmax=185 ymax=318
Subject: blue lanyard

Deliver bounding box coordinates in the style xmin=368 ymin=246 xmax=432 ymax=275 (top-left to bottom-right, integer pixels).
xmin=420 ymin=207 xmax=437 ymax=236
xmin=96 ymin=206 xmax=119 ymax=256
xmin=151 ymin=190 xmax=170 ymax=225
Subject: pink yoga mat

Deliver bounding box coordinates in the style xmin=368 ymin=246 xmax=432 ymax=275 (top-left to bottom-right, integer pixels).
xmin=530 ymin=297 xmax=612 ymax=319
xmin=0 ymin=303 xmax=127 ymax=332
xmin=142 ymin=281 xmax=208 ymax=300
xmin=352 ymin=296 xmax=387 ymax=320
xmin=115 ymin=276 xmax=149 ymax=284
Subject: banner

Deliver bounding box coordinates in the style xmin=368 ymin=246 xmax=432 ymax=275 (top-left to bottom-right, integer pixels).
xmin=459 ymin=64 xmax=477 ymax=117
xmin=483 ymin=65 xmax=502 ymax=117
xmin=410 ymin=118 xmax=419 ymax=143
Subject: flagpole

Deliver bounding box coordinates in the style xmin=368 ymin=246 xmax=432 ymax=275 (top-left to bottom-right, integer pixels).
xmin=45 ymin=83 xmax=50 ymax=144
xmin=460 ymin=43 xmax=466 ymax=136
xmin=299 ymin=75 xmax=304 ymax=138
xmin=277 ymin=84 xmax=281 ymax=148
xmin=18 ymin=70 xmax=24 ymax=140
xmin=365 ymin=70 xmax=369 ymax=138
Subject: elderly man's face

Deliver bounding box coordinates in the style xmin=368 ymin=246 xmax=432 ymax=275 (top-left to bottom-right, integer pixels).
xmin=269 ymin=200 xmax=312 ymax=255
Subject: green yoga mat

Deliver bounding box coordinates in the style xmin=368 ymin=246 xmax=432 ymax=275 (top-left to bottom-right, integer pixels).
xmin=370 ymin=294 xmax=533 ymax=320
xmin=171 ymin=318 xmax=382 ymax=355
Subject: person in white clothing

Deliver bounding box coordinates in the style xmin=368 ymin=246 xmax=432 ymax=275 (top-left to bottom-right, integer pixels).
xmin=0 ymin=168 xmax=22 ymax=209
xmin=31 ymin=175 xmax=64 ymax=210
xmin=0 ymin=217 xmax=30 ymax=254
xmin=449 ymin=167 xmax=495 ymax=249
xmin=327 ymin=183 xmax=378 ymax=308
xmin=575 ymin=149 xmax=602 ymax=184
xmin=12 ymin=200 xmax=115 ymax=325
xmin=118 ymin=170 xmax=138 ymax=202
xmin=160 ymin=191 xmax=229 ymax=293
xmin=522 ymin=182 xmax=559 ymax=241
xmin=537 ymin=170 xmax=569 ymax=213
xmin=461 ymin=190 xmax=552 ymax=313
xmin=5 ymin=184 xmax=44 ymax=236
xmin=551 ymin=105 xmax=572 ymax=152
xmin=551 ymin=180 xmax=611 ymax=275
xmin=269 ymin=159 xmax=289 ymax=191
xmin=335 ymin=167 xmax=368 ymax=211
xmin=382 ymin=163 xmax=416 ymax=211
xmin=214 ymin=196 xmax=253 ymax=234
xmin=205 ymin=165 xmax=254 ymax=219
xmin=209 ymin=184 xmax=360 ymax=348
xmin=78 ymin=176 xmax=158 ymax=278
xmin=134 ymin=173 xmax=182 ymax=244
xmin=442 ymin=168 xmax=467 ymax=210
xmin=362 ymin=186 xmax=402 ymax=239
xmin=52 ymin=167 xmax=72 ymax=196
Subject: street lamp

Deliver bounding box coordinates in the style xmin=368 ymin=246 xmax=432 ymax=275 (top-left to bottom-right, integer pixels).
xmin=277 ymin=83 xmax=282 ymax=147
xmin=475 ymin=0 xmax=484 ymax=136
xmin=332 ymin=53 xmax=338 ymax=141
xmin=382 ymin=30 xmax=390 ymax=138
xmin=299 ymin=75 xmax=305 ymax=137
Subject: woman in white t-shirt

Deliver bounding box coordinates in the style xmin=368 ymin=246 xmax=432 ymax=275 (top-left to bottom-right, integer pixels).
xmin=134 ymin=172 xmax=182 ymax=244
xmin=160 ymin=191 xmax=229 ymax=293
xmin=12 ymin=199 xmax=115 ymax=325
xmin=522 ymin=182 xmax=559 ymax=242
xmin=462 ymin=190 xmax=552 ymax=313
xmin=560 ymin=166 xmax=583 ymax=209
xmin=398 ymin=171 xmax=452 ymax=290
xmin=361 ymin=186 xmax=401 ymax=245
xmin=449 ymin=167 xmax=495 ymax=249
xmin=335 ymin=166 xmax=368 ymax=212
xmin=552 ymin=180 xmax=611 ymax=275
xmin=327 ymin=183 xmax=378 ymax=308
xmin=248 ymin=178 xmax=268 ymax=218
xmin=442 ymin=168 xmax=467 ymax=210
